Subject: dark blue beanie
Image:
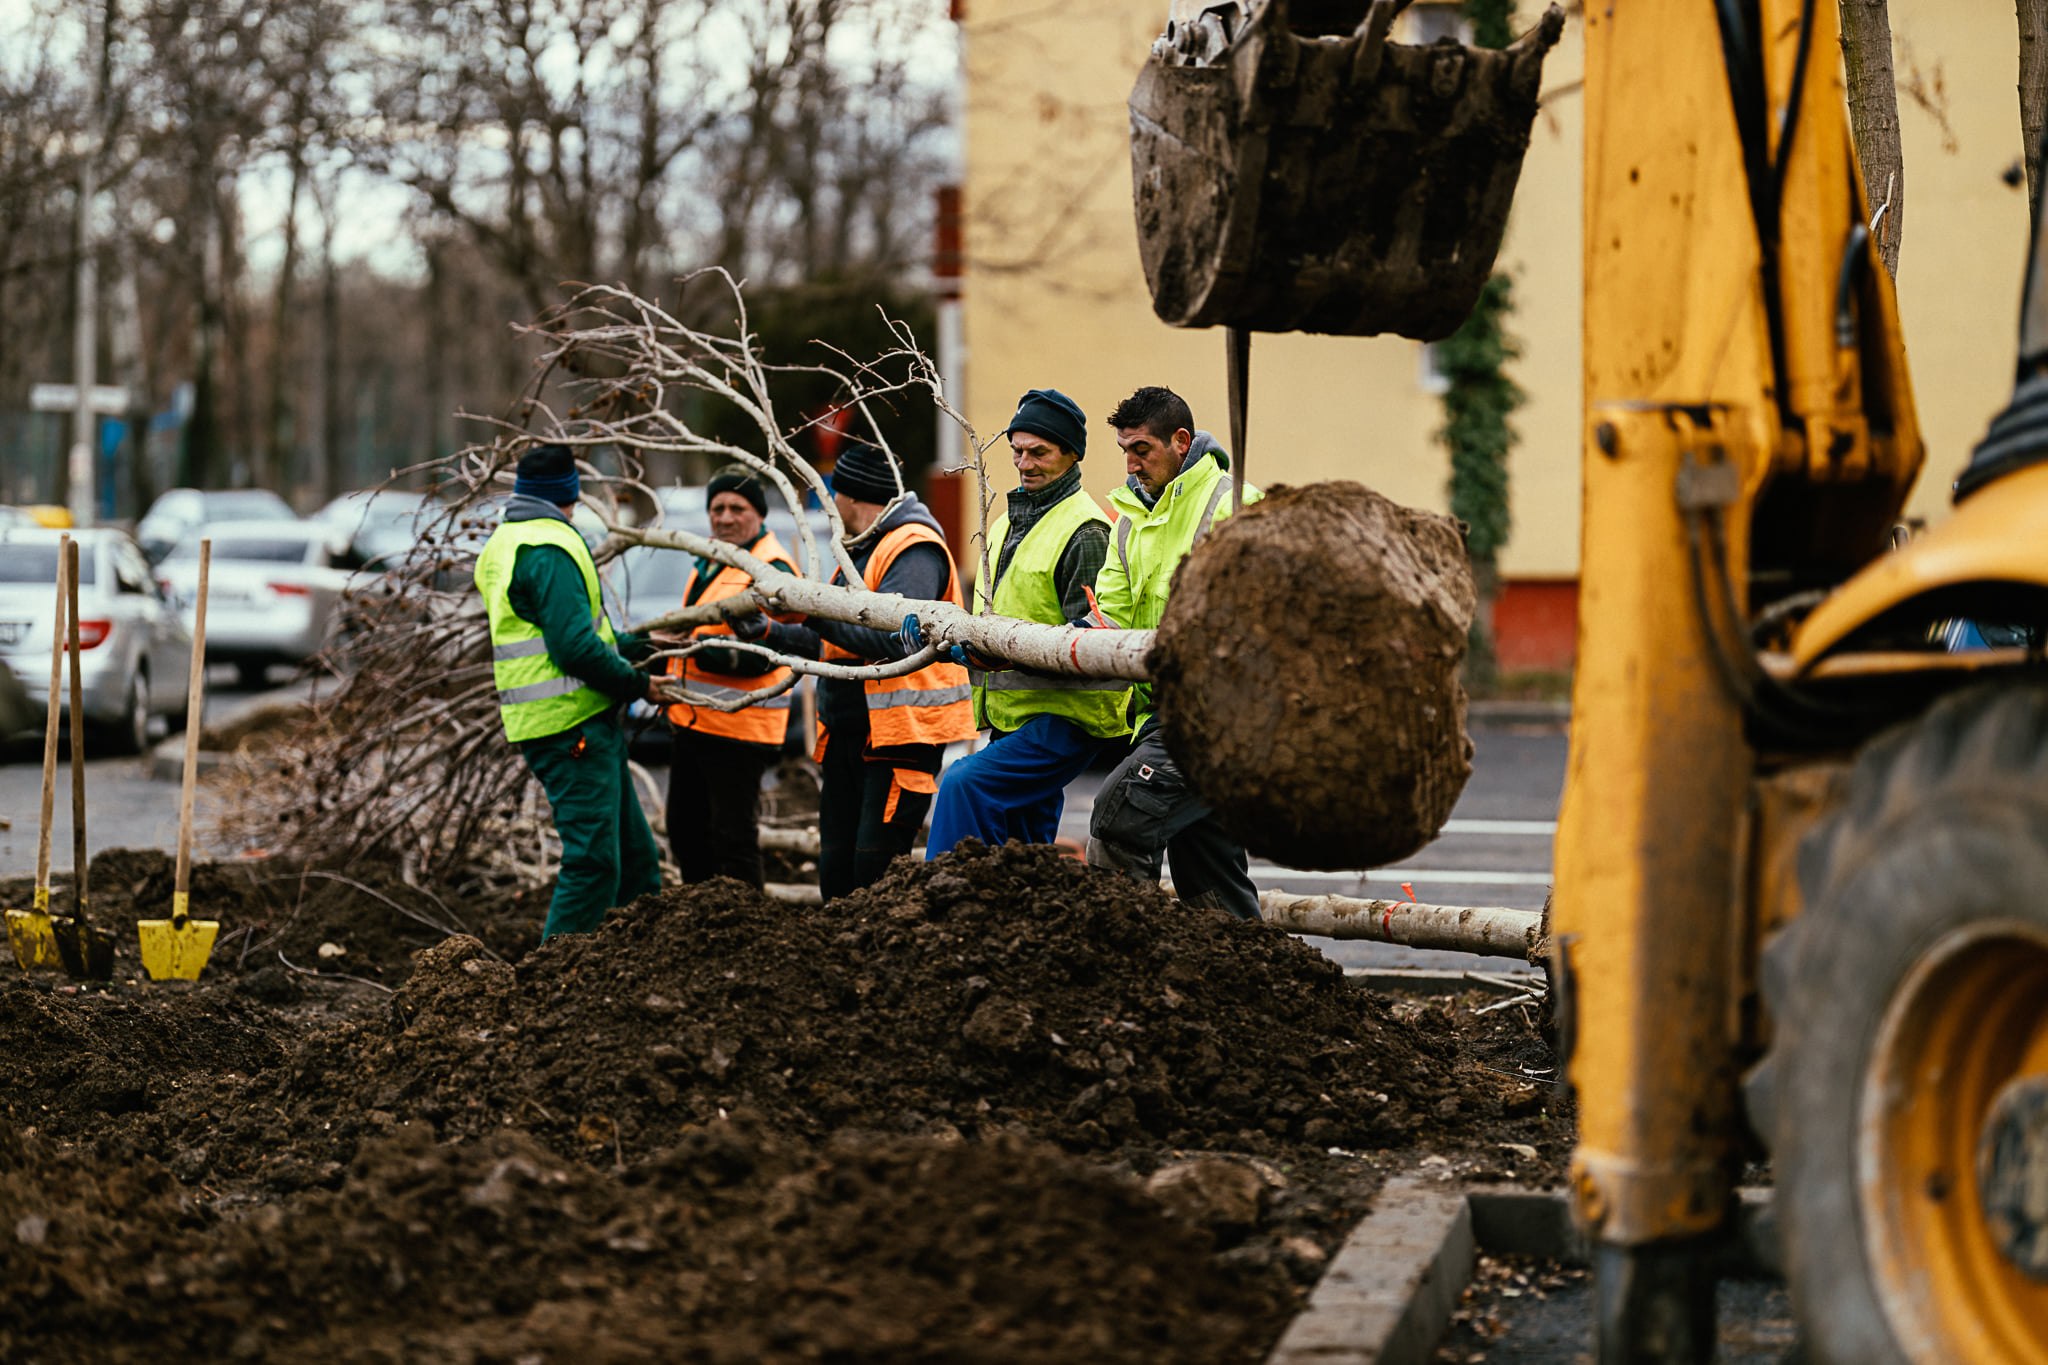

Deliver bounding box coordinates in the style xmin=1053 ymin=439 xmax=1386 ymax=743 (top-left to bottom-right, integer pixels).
xmin=514 ymin=443 xmax=581 ymax=504
xmin=1006 ymin=389 xmax=1087 ymax=459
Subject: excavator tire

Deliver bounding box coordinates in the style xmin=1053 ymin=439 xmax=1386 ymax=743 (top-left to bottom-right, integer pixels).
xmin=1756 ymin=681 xmax=2048 ymax=1365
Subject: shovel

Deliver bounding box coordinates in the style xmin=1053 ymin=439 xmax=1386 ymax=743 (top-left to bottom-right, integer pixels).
xmin=5 ymin=535 xmax=71 ymax=970
xmin=139 ymin=539 xmax=218 ymax=982
xmin=52 ymin=539 xmax=114 ymax=981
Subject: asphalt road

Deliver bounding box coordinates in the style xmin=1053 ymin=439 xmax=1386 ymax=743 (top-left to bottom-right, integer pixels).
xmin=0 ymin=666 xmax=314 ymax=878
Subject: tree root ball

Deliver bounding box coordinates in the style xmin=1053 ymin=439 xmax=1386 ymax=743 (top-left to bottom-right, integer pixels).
xmin=1149 ymin=482 xmax=1476 ymax=870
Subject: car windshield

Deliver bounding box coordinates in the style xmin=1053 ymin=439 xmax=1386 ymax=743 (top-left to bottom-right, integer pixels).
xmin=169 ymin=538 xmax=313 ymax=564
xmin=0 ymin=544 xmax=97 ymax=584
xmin=202 ymin=491 xmax=293 ymax=521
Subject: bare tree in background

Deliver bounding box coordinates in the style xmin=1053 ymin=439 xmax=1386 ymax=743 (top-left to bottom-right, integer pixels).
xmin=1840 ymin=0 xmax=1905 ymax=274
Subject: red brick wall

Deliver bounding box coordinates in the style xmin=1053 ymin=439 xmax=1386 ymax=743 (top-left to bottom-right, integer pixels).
xmin=1492 ymin=579 xmax=1578 ymax=672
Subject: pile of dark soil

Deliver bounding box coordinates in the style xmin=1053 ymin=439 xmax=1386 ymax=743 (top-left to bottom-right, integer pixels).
xmin=1 ymin=1120 xmax=1293 ymax=1364
xmin=0 ymin=840 xmax=1569 ymax=1362
xmin=1152 ymin=481 xmax=1475 ymax=870
xmin=113 ymin=842 xmax=1561 ymax=1197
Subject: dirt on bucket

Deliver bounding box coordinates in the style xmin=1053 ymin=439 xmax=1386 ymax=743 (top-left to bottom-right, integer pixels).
xmin=1150 ymin=482 xmax=1476 ymax=870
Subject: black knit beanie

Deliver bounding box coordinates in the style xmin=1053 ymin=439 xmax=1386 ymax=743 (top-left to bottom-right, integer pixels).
xmin=828 ymin=440 xmax=902 ymax=505
xmin=706 ymin=462 xmax=769 ymax=516
xmin=1005 ymin=389 xmax=1087 ymax=459
xmin=514 ymin=443 xmax=580 ymax=504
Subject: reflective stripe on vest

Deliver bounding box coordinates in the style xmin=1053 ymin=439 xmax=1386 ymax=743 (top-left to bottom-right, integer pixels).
xmin=971 ymin=668 xmax=1130 ymax=693
xmin=665 ymin=529 xmax=796 ymax=746
xmin=474 ymin=517 xmax=616 ymax=743
xmin=817 ymin=520 xmax=974 ymax=752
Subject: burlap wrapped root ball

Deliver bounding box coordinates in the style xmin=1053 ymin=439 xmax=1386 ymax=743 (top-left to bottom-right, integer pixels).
xmin=1148 ymin=481 xmax=1476 ymax=870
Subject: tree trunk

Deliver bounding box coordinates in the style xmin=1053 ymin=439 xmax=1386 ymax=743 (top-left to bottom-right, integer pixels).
xmin=621 ymin=521 xmax=1156 ymax=681
xmin=264 ymin=140 xmax=307 ymax=499
xmin=1840 ymin=0 xmax=1905 ymax=274
xmin=317 ymin=188 xmax=343 ymax=502
xmin=2023 ymin=0 xmax=2048 ymax=220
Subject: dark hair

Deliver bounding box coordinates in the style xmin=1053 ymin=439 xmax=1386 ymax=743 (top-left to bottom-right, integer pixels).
xmin=1107 ymin=386 xmax=1194 ymax=443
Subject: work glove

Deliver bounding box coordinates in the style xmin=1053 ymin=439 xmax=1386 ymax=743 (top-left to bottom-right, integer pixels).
xmin=730 ymin=611 xmax=770 ymax=642
xmin=898 ymin=613 xmax=996 ymax=668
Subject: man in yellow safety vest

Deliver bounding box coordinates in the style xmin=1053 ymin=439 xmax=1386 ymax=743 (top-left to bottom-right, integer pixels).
xmin=1087 ymin=386 xmax=1263 ymax=920
xmin=924 ymin=389 xmax=1130 ymax=858
xmin=474 ymin=443 xmax=665 ymax=937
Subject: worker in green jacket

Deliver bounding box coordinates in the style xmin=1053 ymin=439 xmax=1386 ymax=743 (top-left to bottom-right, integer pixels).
xmin=923 ymin=389 xmax=1130 ymax=857
xmin=1087 ymin=386 xmax=1263 ymax=920
xmin=474 ymin=443 xmax=664 ymax=938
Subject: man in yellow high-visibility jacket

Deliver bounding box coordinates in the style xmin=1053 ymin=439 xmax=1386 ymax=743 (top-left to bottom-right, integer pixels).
xmin=925 ymin=389 xmax=1129 ymax=858
xmin=1087 ymin=386 xmax=1262 ymax=920
xmin=475 ymin=443 xmax=664 ymax=938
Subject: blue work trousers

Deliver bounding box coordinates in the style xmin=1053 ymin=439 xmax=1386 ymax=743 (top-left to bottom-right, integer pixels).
xmin=926 ymin=713 xmax=1103 ymax=859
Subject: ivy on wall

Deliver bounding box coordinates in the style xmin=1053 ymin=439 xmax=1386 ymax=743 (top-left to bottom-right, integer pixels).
xmin=1441 ymin=0 xmax=1526 ymax=687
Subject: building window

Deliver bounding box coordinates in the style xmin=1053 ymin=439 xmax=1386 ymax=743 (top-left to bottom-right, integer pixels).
xmin=1417 ymin=342 xmax=1450 ymax=395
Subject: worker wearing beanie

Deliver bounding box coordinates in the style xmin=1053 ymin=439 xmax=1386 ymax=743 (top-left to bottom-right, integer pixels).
xmin=1086 ymin=386 xmax=1263 ymax=921
xmin=663 ymin=463 xmax=799 ymax=889
xmin=474 ymin=443 xmax=665 ymax=937
xmin=924 ymin=389 xmax=1129 ymax=859
xmin=738 ymin=440 xmax=975 ymax=900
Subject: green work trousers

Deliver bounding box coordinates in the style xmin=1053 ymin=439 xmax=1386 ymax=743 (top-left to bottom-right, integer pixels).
xmin=520 ymin=712 xmax=664 ymax=938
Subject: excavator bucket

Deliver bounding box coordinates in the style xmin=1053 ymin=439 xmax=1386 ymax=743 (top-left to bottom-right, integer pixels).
xmin=1130 ymin=0 xmax=1564 ymax=340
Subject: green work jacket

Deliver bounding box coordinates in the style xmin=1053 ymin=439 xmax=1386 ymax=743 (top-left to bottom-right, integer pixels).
xmin=1097 ymin=449 xmax=1262 ymax=730
xmin=475 ymin=518 xmax=619 ymax=742
xmin=973 ymin=486 xmax=1132 ymax=739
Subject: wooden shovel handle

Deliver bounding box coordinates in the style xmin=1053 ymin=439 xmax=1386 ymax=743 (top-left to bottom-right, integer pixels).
xmin=66 ymin=539 xmax=87 ymax=924
xmin=35 ymin=534 xmax=67 ymax=904
xmin=174 ymin=540 xmax=210 ymax=917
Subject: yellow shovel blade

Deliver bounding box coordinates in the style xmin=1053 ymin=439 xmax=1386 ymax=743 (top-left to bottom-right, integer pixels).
xmin=7 ymin=889 xmax=60 ymax=969
xmin=138 ymin=895 xmax=219 ymax=981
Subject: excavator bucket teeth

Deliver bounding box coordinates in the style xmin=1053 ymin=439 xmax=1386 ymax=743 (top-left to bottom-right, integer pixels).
xmin=52 ymin=917 xmax=116 ymax=981
xmin=1130 ymin=0 xmax=1565 ymax=340
xmin=6 ymin=908 xmax=58 ymax=970
xmin=138 ymin=917 xmax=219 ymax=982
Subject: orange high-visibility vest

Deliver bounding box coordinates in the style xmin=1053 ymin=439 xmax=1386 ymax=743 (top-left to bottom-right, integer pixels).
xmin=819 ymin=521 xmax=974 ymax=753
xmin=666 ymin=530 xmax=795 ymax=747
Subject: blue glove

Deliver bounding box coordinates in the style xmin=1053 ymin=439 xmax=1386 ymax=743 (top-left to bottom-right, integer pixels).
xmin=895 ymin=613 xmax=928 ymax=655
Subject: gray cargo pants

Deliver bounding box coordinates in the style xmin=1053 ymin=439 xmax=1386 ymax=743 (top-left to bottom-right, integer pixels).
xmin=1087 ymin=719 xmax=1261 ymax=921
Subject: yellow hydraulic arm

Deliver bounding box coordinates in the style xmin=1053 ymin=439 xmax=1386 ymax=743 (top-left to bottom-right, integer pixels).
xmin=1553 ymin=0 xmax=1921 ymax=1356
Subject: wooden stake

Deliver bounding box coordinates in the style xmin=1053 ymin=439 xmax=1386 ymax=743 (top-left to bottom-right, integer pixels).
xmin=66 ymin=538 xmax=86 ymax=921
xmin=36 ymin=535 xmax=68 ymax=912
xmin=175 ymin=540 xmax=210 ymax=925
xmin=1225 ymin=326 xmax=1250 ymax=514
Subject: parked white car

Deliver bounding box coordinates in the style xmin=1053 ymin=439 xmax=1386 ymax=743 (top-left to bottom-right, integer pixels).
xmin=136 ymin=487 xmax=297 ymax=564
xmin=0 ymin=527 xmax=194 ymax=753
xmin=314 ymin=488 xmax=432 ymax=570
xmin=157 ymin=521 xmax=354 ymax=688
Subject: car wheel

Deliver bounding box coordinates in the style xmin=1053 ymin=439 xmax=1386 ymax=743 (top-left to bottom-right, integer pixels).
xmin=108 ymin=672 xmax=150 ymax=757
xmin=236 ymin=660 xmax=270 ymax=691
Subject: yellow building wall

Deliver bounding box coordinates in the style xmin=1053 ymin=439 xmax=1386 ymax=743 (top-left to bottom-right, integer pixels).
xmin=958 ymin=0 xmax=2027 ymax=579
